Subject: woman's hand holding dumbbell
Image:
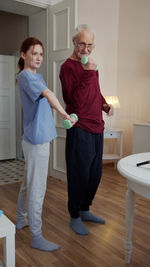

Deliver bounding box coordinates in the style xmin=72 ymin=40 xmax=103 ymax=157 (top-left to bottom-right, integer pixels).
xmin=63 ymin=113 xmax=78 ymax=129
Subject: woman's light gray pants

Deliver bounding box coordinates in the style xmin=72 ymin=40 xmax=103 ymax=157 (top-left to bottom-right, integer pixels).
xmin=17 ymin=139 xmax=50 ymax=238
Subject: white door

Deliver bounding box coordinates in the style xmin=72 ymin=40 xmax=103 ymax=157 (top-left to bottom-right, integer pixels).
xmin=0 ymin=55 xmax=16 ymax=160
xmin=48 ymin=0 xmax=77 ymax=180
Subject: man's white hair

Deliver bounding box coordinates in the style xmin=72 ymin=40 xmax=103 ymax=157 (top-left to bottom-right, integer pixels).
xmin=73 ymin=24 xmax=95 ymax=40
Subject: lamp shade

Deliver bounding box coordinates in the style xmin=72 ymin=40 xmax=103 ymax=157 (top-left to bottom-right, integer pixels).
xmin=105 ymin=96 xmax=120 ymax=108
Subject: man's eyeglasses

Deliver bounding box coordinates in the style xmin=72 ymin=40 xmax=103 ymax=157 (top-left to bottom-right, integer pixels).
xmin=76 ymin=42 xmax=95 ymax=50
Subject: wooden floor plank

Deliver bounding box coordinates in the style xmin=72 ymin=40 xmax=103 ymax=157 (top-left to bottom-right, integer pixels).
xmin=0 ymin=163 xmax=150 ymax=266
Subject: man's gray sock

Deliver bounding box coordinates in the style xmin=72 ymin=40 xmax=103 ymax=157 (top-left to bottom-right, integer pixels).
xmin=80 ymin=211 xmax=105 ymax=224
xmin=31 ymin=235 xmax=60 ymax=251
xmin=16 ymin=218 xmax=28 ymax=230
xmin=70 ymin=217 xmax=88 ymax=235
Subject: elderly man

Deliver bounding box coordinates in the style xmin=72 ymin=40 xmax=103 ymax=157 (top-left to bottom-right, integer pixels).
xmin=59 ymin=24 xmax=113 ymax=235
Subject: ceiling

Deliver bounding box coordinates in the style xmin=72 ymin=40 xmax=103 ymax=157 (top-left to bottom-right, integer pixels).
xmin=0 ymin=0 xmax=44 ymax=16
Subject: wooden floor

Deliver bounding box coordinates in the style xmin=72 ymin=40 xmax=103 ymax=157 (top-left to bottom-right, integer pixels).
xmin=0 ymin=163 xmax=150 ymax=267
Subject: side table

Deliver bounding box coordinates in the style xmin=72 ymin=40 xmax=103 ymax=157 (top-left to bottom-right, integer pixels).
xmin=103 ymin=129 xmax=123 ymax=166
xmin=133 ymin=122 xmax=150 ymax=153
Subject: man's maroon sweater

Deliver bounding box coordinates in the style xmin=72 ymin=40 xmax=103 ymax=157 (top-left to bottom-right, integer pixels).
xmin=59 ymin=58 xmax=108 ymax=133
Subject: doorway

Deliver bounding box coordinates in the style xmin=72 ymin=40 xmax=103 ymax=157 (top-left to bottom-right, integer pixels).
xmin=0 ymin=0 xmax=76 ymax=179
xmin=0 ymin=1 xmax=46 ymax=160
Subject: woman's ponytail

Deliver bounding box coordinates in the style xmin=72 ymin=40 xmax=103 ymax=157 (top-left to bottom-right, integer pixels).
xmin=18 ymin=57 xmax=24 ymax=73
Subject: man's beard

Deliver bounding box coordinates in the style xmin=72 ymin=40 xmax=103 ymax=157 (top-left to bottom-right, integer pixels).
xmin=77 ymin=52 xmax=89 ymax=59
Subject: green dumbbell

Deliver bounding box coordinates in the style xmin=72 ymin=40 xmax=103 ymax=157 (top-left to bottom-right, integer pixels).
xmin=81 ymin=56 xmax=98 ymax=71
xmin=81 ymin=55 xmax=88 ymax=65
xmin=62 ymin=113 xmax=78 ymax=129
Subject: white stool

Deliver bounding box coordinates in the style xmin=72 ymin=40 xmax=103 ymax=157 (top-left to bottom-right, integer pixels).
xmin=0 ymin=213 xmax=15 ymax=267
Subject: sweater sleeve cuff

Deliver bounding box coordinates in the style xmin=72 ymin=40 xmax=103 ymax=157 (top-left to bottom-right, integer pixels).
xmin=102 ymin=104 xmax=110 ymax=113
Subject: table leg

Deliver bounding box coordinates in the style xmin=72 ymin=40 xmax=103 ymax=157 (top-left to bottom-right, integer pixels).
xmin=125 ymin=187 xmax=135 ymax=264
xmin=4 ymin=234 xmax=15 ymax=267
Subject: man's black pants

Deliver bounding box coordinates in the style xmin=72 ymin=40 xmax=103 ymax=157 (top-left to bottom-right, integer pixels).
xmin=66 ymin=127 xmax=103 ymax=218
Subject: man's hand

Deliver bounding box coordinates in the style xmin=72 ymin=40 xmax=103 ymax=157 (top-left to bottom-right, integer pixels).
xmin=107 ymin=104 xmax=114 ymax=116
xmin=81 ymin=57 xmax=97 ymax=70
xmin=102 ymin=104 xmax=114 ymax=116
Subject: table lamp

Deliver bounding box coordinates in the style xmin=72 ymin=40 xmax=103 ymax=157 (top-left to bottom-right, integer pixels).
xmin=105 ymin=95 xmax=120 ymax=129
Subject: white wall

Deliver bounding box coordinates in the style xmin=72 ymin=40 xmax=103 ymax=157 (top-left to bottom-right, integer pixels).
xmin=77 ymin=0 xmax=119 ymax=96
xmin=117 ymin=0 xmax=150 ymax=155
xmin=77 ymin=0 xmax=150 ymax=156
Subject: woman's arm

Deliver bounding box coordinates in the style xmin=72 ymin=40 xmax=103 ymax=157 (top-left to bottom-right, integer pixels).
xmin=42 ymin=88 xmax=75 ymax=123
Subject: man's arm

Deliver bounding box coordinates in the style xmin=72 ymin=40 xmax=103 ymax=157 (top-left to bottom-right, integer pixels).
xmin=60 ymin=62 xmax=96 ymax=105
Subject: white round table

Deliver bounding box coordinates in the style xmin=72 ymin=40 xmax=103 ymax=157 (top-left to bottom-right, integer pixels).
xmin=117 ymin=152 xmax=150 ymax=264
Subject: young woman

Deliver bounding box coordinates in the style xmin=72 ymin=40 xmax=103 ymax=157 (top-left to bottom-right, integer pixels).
xmin=16 ymin=37 xmax=74 ymax=252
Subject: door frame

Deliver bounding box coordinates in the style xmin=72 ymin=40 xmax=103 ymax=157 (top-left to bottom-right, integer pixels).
xmin=0 ymin=55 xmax=16 ymax=160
